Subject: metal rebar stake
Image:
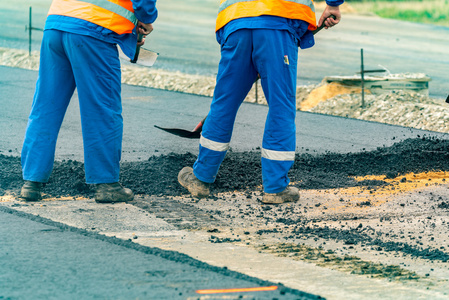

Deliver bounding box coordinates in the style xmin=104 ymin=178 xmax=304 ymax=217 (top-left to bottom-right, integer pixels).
xmin=26 ymin=6 xmax=44 ymax=56
xmin=361 ymin=48 xmax=365 ymax=108
xmin=28 ymin=7 xmax=32 ymax=56
xmin=255 ymin=78 xmax=258 ymax=103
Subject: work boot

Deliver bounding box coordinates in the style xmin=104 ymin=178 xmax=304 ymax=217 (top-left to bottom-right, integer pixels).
xmin=178 ymin=167 xmax=210 ymax=198
xmin=261 ymin=186 xmax=300 ymax=204
xmin=95 ymin=182 xmax=134 ymax=203
xmin=20 ymin=181 xmax=43 ymax=201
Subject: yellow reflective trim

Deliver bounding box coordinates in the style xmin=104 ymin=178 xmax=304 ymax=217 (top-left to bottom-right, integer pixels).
xmin=218 ymin=0 xmax=315 ymax=14
xmin=48 ymin=0 xmax=136 ymax=34
xmin=215 ymin=0 xmax=317 ymax=32
xmin=82 ymin=0 xmax=137 ymax=25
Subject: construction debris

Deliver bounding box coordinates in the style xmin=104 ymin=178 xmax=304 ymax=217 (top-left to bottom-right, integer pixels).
xmin=308 ymin=90 xmax=449 ymax=133
xmin=324 ymin=73 xmax=431 ymax=95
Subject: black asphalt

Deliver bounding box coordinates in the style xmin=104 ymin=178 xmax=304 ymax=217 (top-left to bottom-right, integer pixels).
xmin=0 ymin=206 xmax=320 ymax=299
xmin=2 ymin=65 xmax=447 ymax=163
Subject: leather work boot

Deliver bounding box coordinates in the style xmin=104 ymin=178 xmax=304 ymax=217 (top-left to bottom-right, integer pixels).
xmin=20 ymin=181 xmax=43 ymax=201
xmin=261 ymin=186 xmax=300 ymax=204
xmin=178 ymin=167 xmax=210 ymax=198
xmin=95 ymin=182 xmax=134 ymax=203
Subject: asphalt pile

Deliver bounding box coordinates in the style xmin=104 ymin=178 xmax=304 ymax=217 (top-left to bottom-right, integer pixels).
xmin=2 ymin=136 xmax=449 ymax=199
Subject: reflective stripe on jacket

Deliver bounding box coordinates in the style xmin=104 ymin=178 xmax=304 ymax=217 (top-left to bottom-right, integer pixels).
xmin=48 ymin=0 xmax=137 ymax=35
xmin=216 ymin=0 xmax=317 ymax=32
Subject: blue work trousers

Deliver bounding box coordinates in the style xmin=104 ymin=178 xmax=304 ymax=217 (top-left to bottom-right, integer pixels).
xmin=21 ymin=29 xmax=123 ymax=184
xmin=194 ymin=29 xmax=298 ymax=193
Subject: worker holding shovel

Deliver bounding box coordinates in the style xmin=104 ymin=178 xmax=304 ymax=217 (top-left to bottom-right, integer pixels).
xmin=179 ymin=0 xmax=343 ymax=204
xmin=20 ymin=0 xmax=157 ymax=203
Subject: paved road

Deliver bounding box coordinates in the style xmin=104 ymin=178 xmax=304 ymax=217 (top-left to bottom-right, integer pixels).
xmin=1 ymin=0 xmax=448 ymax=98
xmin=0 ymin=206 xmax=317 ymax=299
xmin=2 ymin=64 xmax=449 ymax=299
xmin=2 ymin=65 xmax=448 ymax=162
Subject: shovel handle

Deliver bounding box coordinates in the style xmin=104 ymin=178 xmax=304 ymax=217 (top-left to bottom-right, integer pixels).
xmin=192 ymin=116 xmax=207 ymax=132
xmin=131 ymin=33 xmax=143 ymax=63
xmin=312 ymin=14 xmax=336 ymax=35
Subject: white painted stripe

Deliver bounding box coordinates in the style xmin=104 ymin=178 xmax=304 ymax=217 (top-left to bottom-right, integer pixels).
xmin=81 ymin=0 xmax=138 ymax=25
xmin=200 ymin=135 xmax=230 ymax=152
xmin=262 ymin=148 xmax=295 ymax=161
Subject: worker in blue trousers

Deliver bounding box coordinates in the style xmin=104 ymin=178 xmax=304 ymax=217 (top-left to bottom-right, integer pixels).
xmin=20 ymin=0 xmax=157 ymax=203
xmin=179 ymin=0 xmax=344 ymax=204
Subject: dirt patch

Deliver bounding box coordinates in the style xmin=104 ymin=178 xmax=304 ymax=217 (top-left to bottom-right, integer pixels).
xmin=259 ymin=243 xmax=421 ymax=281
xmin=284 ymin=224 xmax=449 ymax=262
xmin=299 ymin=82 xmax=363 ymax=111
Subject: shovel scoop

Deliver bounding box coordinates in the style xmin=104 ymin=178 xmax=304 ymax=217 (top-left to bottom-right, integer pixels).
xmin=154 ymin=117 xmax=206 ymax=139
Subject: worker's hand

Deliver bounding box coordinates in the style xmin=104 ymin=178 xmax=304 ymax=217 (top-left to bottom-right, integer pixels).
xmin=318 ymin=5 xmax=341 ymax=29
xmin=136 ymin=21 xmax=153 ymax=46
xmin=138 ymin=21 xmax=153 ymax=35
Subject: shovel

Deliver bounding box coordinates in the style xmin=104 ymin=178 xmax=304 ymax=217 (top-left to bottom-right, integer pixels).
xmin=154 ymin=116 xmax=206 ymax=139
xmin=155 ymin=15 xmax=336 ymax=139
xmin=118 ymin=33 xmax=159 ymax=67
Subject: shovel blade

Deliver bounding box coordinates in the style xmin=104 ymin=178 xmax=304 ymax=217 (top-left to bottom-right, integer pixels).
xmin=154 ymin=125 xmax=201 ymax=139
xmin=135 ymin=48 xmax=159 ymax=66
xmin=118 ymin=46 xmax=158 ymax=67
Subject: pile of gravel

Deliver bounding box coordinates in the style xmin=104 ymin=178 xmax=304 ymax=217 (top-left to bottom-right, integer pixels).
xmin=309 ymin=90 xmax=449 ymax=133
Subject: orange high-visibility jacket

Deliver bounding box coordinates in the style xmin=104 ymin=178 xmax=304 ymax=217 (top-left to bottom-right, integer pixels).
xmin=216 ymin=0 xmax=317 ymax=32
xmin=48 ymin=0 xmax=137 ymax=35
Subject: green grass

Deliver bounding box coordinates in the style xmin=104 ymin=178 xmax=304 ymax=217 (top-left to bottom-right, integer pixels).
xmin=347 ymin=0 xmax=449 ymax=27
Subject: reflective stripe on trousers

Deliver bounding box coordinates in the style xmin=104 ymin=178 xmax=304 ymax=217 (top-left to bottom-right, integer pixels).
xmin=193 ymin=28 xmax=297 ymax=193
